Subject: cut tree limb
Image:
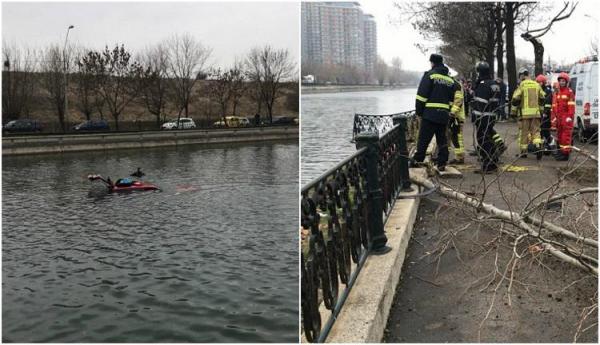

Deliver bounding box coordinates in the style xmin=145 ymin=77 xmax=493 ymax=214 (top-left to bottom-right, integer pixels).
xmin=570 ymin=146 xmax=598 ymax=162
xmin=410 ymin=173 xmax=598 ymax=276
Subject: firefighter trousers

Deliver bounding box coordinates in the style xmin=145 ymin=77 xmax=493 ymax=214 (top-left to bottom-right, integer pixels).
xmin=540 ymin=114 xmax=552 ymax=147
xmin=447 ymin=120 xmax=464 ymax=160
xmin=556 ymin=114 xmax=574 ymax=155
xmin=518 ymin=117 xmax=542 ymax=153
xmin=414 ymin=118 xmax=449 ymax=166
xmin=475 ymin=115 xmax=498 ymax=170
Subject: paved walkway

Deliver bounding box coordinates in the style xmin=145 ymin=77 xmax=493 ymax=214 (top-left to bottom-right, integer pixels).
xmin=384 ymin=120 xmax=598 ymax=342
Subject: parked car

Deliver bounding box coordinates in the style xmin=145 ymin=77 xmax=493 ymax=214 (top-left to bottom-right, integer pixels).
xmin=213 ymin=116 xmax=251 ymax=128
xmin=568 ymin=55 xmax=598 ymax=142
xmin=73 ymin=119 xmax=110 ymax=132
xmin=161 ymin=117 xmax=196 ymax=130
xmin=3 ymin=119 xmax=43 ymax=133
xmin=271 ymin=116 xmax=296 ymax=125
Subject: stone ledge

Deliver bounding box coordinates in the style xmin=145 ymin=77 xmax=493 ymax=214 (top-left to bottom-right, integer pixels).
xmin=324 ymin=168 xmax=426 ymax=343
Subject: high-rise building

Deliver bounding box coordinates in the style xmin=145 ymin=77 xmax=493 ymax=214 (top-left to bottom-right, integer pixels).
xmin=302 ymin=2 xmax=377 ymax=73
xmin=363 ymin=14 xmax=377 ymax=73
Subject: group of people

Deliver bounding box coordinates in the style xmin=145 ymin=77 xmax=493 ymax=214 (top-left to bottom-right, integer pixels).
xmin=411 ymin=53 xmax=576 ymax=174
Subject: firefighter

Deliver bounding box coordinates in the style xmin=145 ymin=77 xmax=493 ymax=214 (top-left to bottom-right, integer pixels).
xmin=472 ymin=61 xmax=501 ymax=173
xmin=536 ymin=74 xmax=554 ymax=154
xmin=552 ymin=72 xmax=575 ymax=161
xmin=448 ymin=77 xmax=465 ymax=164
xmin=412 ymin=53 xmax=456 ymax=171
xmin=511 ymin=67 xmax=545 ymax=160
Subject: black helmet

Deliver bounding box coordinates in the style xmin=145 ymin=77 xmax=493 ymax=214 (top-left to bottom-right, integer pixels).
xmin=518 ymin=67 xmax=529 ymax=76
xmin=476 ymin=61 xmax=490 ymax=74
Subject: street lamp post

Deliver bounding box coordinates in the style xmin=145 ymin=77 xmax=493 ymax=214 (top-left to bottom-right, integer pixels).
xmin=64 ymin=25 xmax=74 ymax=132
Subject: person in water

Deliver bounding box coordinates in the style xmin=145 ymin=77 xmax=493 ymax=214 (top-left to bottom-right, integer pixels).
xmin=130 ymin=168 xmax=145 ymax=178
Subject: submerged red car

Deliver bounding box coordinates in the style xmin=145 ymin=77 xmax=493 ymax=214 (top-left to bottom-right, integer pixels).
xmin=88 ymin=174 xmax=159 ymax=192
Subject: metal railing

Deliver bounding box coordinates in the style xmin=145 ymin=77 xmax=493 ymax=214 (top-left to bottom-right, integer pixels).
xmin=301 ymin=111 xmax=417 ymax=342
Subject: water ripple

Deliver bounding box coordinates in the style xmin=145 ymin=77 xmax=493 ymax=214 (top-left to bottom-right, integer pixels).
xmin=3 ymin=142 xmax=299 ymax=342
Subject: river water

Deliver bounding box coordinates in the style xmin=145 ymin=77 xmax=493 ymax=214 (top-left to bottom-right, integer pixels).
xmin=2 ymin=142 xmax=299 ymax=342
xmin=301 ymin=88 xmax=417 ymax=185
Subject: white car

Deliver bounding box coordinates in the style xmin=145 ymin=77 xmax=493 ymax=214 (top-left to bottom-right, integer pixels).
xmin=161 ymin=117 xmax=197 ymax=130
xmin=569 ymin=56 xmax=598 ymax=142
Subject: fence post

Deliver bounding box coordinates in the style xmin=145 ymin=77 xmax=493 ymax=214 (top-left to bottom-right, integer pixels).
xmin=355 ymin=132 xmax=391 ymax=255
xmin=393 ymin=116 xmax=413 ymax=191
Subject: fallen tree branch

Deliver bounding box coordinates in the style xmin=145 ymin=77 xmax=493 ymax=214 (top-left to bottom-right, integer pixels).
xmin=411 ymin=173 xmax=598 ymax=276
xmin=570 ymin=146 xmax=598 ymax=162
xmin=525 ymin=215 xmax=598 ymax=248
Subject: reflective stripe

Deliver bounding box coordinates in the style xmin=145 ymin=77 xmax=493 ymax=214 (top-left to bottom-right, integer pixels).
xmin=567 ymin=101 xmax=575 ymax=105
xmin=474 ymin=97 xmax=488 ymax=104
xmin=416 ymin=94 xmax=428 ymax=102
xmin=489 ymin=98 xmax=499 ymax=102
xmin=425 ymin=102 xmax=450 ymax=109
xmin=544 ymin=104 xmax=552 ymax=108
xmin=430 ymin=73 xmax=454 ymax=83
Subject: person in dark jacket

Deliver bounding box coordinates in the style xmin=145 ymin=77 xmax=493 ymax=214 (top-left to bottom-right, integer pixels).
xmin=472 ymin=61 xmax=501 ymax=173
xmin=536 ymin=74 xmax=554 ymax=154
xmin=495 ymin=78 xmax=508 ymax=121
xmin=412 ymin=53 xmax=456 ymax=171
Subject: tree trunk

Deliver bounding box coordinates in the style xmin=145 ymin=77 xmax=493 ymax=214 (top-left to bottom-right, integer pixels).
xmin=505 ymin=2 xmax=517 ymax=114
xmin=267 ymin=102 xmax=273 ymax=124
xmin=486 ymin=6 xmax=496 ymax=78
xmin=232 ymin=101 xmax=238 ymax=116
xmin=532 ymin=39 xmax=544 ymax=76
xmin=495 ymin=4 xmax=505 ymax=79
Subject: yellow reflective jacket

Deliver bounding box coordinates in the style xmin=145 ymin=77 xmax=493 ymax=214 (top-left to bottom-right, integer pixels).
xmin=450 ymin=80 xmax=465 ymax=122
xmin=511 ymin=79 xmax=545 ymax=118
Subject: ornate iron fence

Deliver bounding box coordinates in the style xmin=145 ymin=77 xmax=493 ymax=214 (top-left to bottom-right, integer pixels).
xmin=301 ymin=111 xmax=417 ymax=342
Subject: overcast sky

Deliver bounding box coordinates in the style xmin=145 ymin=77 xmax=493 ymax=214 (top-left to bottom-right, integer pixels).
xmin=361 ymin=0 xmax=599 ymax=72
xmin=2 ymin=1 xmax=299 ymax=69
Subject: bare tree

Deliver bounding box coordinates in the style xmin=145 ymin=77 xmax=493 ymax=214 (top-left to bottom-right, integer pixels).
xmin=229 ymin=60 xmax=247 ymax=116
xmin=40 ymin=44 xmax=72 ymax=131
xmin=521 ymin=1 xmax=578 ymax=76
xmin=245 ymin=45 xmax=296 ymax=124
xmin=74 ymin=47 xmax=103 ymax=121
xmin=82 ymin=44 xmax=143 ymax=131
xmin=2 ymin=42 xmax=37 ymax=122
xmin=165 ymin=33 xmax=212 ymax=121
xmin=207 ymin=67 xmax=232 ymax=124
xmin=246 ymin=80 xmax=264 ymax=117
xmin=140 ymin=44 xmax=170 ymax=128
xmin=374 ymin=56 xmax=388 ymax=86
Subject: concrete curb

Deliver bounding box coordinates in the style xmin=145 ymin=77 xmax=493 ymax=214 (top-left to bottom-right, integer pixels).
xmin=2 ymin=126 xmax=298 ymax=155
xmin=325 ymin=168 xmax=426 ymax=343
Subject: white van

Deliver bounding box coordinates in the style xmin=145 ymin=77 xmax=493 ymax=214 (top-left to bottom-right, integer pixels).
xmin=568 ymin=56 xmax=598 ymax=142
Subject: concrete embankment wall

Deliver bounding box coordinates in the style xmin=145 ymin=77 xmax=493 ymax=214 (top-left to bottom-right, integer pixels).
xmin=2 ymin=126 xmax=298 ymax=155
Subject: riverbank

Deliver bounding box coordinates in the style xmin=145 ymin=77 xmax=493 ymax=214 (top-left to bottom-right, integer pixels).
xmin=301 ymin=84 xmax=415 ymax=95
xmin=2 ymin=126 xmax=298 ymax=155
xmin=385 ymin=121 xmax=598 ymax=342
